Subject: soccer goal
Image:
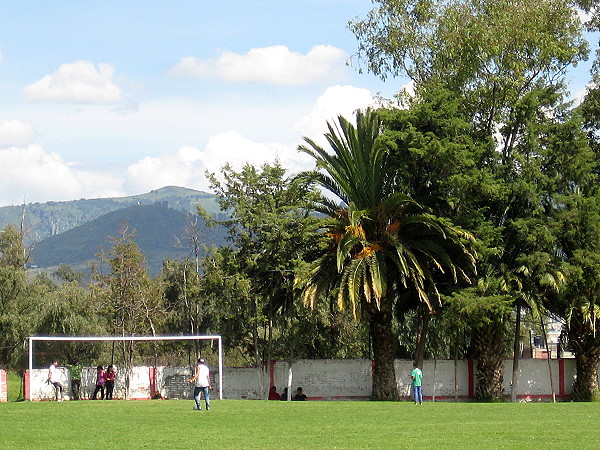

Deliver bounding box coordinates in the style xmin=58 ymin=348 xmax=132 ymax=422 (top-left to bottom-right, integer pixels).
xmin=28 ymin=335 xmax=223 ymax=401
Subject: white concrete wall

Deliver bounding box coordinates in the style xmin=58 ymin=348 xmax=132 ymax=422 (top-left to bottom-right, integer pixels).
xmin=30 ymin=366 xmax=151 ymax=400
xmin=156 ymin=366 xmax=193 ymax=399
xmin=563 ymin=359 xmax=577 ymax=393
xmin=25 ymin=358 xmax=589 ymax=401
xmin=501 ymin=359 xmax=576 ymax=397
xmin=30 ymin=366 xmax=69 ymax=400
xmin=409 ymin=360 xmax=471 ymax=399
xmin=223 ymin=367 xmax=263 ymax=399
xmin=273 ymin=360 xmax=372 ymax=400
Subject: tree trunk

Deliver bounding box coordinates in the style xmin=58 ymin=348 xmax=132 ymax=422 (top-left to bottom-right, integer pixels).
xmin=572 ymin=351 xmax=600 ymax=401
xmin=414 ymin=305 xmax=430 ymax=368
xmin=540 ymin=316 xmax=556 ymax=402
xmin=472 ymin=320 xmax=506 ymax=401
xmin=369 ymin=307 xmax=399 ymax=401
xmin=510 ymin=302 xmax=521 ymax=402
xmin=568 ymin=312 xmax=600 ymax=401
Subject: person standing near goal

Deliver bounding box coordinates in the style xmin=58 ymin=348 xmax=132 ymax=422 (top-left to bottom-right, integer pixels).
xmin=105 ymin=364 xmax=116 ymax=399
xmin=189 ymin=358 xmax=211 ymax=411
xmin=47 ymin=360 xmax=64 ymax=401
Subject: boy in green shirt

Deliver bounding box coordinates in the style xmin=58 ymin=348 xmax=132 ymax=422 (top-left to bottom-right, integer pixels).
xmin=411 ymin=362 xmax=423 ymax=405
xmin=66 ymin=361 xmax=83 ymax=400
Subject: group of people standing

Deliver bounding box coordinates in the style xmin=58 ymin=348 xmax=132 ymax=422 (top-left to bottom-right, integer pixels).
xmin=46 ymin=361 xmax=116 ymax=401
xmin=92 ymin=364 xmax=116 ymax=400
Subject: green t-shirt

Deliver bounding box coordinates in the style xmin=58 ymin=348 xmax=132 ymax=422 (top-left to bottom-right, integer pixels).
xmin=411 ymin=368 xmax=423 ymax=387
xmin=67 ymin=364 xmax=83 ymax=380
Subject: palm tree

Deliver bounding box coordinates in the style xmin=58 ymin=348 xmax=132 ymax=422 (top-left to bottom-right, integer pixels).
xmin=295 ymin=109 xmax=476 ymax=400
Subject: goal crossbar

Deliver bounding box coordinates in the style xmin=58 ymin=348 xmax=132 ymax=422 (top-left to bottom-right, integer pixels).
xmin=28 ymin=335 xmax=223 ymax=401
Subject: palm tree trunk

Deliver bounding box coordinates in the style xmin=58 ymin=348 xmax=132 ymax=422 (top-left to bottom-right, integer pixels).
xmin=369 ymin=306 xmax=399 ymax=401
xmin=572 ymin=352 xmax=600 ymax=401
xmin=568 ymin=312 xmax=600 ymax=401
xmin=473 ymin=320 xmax=506 ymax=401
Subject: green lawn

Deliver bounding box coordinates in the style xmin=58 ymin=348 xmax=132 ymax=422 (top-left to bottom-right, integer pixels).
xmin=6 ymin=371 xmax=24 ymax=402
xmin=0 ymin=399 xmax=598 ymax=448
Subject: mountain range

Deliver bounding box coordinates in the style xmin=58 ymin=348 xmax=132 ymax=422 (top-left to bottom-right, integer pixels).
xmin=0 ymin=186 xmax=228 ymax=276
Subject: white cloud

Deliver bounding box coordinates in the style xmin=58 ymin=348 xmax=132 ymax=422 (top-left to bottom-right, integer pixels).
xmin=125 ymin=145 xmax=206 ymax=193
xmin=577 ymin=8 xmax=594 ymax=24
xmin=23 ymin=61 xmax=123 ymax=104
xmin=294 ymin=85 xmax=379 ymax=144
xmin=0 ymin=120 xmax=35 ymax=147
xmin=125 ymin=131 xmax=314 ymax=194
xmin=169 ymin=45 xmax=348 ymax=86
xmin=0 ymin=145 xmax=123 ymax=205
xmin=0 ymin=84 xmax=382 ymax=206
xmin=124 ymin=85 xmax=382 ymax=194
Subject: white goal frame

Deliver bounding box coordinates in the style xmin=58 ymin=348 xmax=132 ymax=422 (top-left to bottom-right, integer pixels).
xmin=28 ymin=335 xmax=223 ymax=401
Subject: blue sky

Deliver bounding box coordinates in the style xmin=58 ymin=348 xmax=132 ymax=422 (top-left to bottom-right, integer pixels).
xmin=0 ymin=1 xmax=596 ymax=206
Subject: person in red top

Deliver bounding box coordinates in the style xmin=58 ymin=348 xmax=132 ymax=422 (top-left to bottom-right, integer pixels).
xmin=268 ymin=386 xmax=280 ymax=400
xmin=104 ymin=365 xmax=116 ymax=399
xmin=92 ymin=365 xmax=105 ymax=400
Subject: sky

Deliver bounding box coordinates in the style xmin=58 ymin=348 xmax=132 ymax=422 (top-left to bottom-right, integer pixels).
xmin=0 ymin=1 xmax=597 ymax=207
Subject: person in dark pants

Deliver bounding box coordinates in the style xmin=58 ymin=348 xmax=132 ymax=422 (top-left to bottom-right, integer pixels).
xmin=104 ymin=365 xmax=116 ymax=399
xmin=92 ymin=365 xmax=105 ymax=400
xmin=66 ymin=360 xmax=82 ymax=400
xmin=47 ymin=360 xmax=64 ymax=401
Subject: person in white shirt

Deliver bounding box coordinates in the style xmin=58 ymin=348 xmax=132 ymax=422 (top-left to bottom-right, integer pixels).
xmin=189 ymin=358 xmax=211 ymax=410
xmin=47 ymin=360 xmax=64 ymax=401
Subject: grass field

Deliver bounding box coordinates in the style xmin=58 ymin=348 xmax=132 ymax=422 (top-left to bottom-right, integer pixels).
xmin=1 ymin=399 xmax=599 ymax=449
xmin=6 ymin=371 xmax=24 ymax=402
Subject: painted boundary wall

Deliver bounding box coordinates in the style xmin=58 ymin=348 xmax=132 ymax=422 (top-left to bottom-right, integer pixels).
xmin=22 ymin=358 xmax=586 ymax=401
xmin=0 ymin=369 xmax=7 ymax=402
xmin=26 ymin=366 xmax=155 ymax=401
xmin=25 ymin=366 xmax=220 ymax=401
xmin=238 ymin=358 xmax=579 ymax=401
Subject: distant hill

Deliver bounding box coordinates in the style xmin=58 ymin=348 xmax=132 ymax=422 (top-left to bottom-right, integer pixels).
xmin=0 ymin=186 xmax=224 ymax=243
xmin=30 ymin=202 xmax=228 ymax=276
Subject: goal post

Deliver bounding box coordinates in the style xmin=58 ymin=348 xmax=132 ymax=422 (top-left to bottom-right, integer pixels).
xmin=28 ymin=335 xmax=223 ymax=401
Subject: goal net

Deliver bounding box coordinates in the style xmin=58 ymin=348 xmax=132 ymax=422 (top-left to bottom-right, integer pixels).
xmin=28 ymin=335 xmax=223 ymax=401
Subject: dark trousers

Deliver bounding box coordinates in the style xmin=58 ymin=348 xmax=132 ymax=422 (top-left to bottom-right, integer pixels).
xmin=71 ymin=379 xmax=81 ymax=400
xmin=105 ymin=381 xmax=114 ymax=399
xmin=92 ymin=384 xmax=105 ymax=400
xmin=52 ymin=381 xmax=63 ymax=401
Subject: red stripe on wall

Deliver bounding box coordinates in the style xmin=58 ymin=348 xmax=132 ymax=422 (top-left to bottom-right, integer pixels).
xmin=0 ymin=370 xmax=6 ymax=402
xmin=371 ymin=360 xmax=375 ymax=386
xmin=24 ymin=370 xmax=30 ymax=401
